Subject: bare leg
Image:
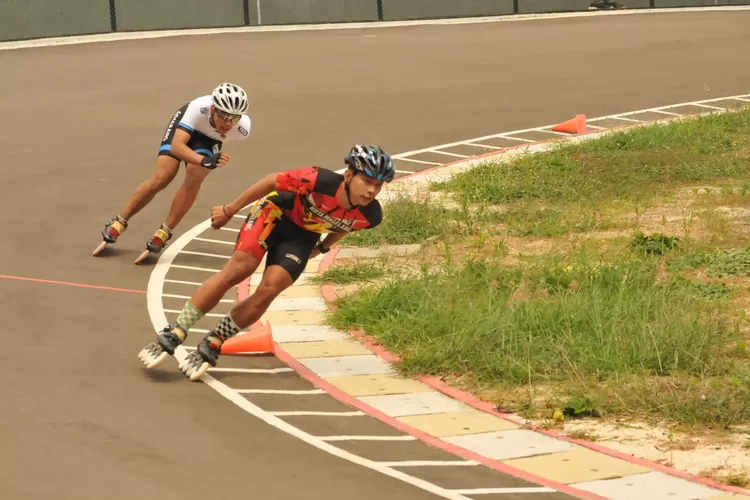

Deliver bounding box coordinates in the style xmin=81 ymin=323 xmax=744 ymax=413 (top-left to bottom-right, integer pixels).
xmin=230 ymin=265 xmax=295 ymax=330
xmin=174 ymin=265 xmax=295 ymax=380
xmin=118 ymin=155 xmax=180 ymax=221
xmin=137 ymin=250 xmax=262 ymax=369
xmin=164 ymin=162 xmax=212 ymax=230
xmin=190 ymin=251 xmax=263 ymax=314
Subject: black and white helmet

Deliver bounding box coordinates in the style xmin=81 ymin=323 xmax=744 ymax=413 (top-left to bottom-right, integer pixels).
xmin=211 ymin=83 xmax=248 ymax=115
xmin=344 ymin=144 xmax=395 ymax=183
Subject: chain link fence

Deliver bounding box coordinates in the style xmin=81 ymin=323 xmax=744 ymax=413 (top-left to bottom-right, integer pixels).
xmin=2 ymin=0 xmax=749 ymax=42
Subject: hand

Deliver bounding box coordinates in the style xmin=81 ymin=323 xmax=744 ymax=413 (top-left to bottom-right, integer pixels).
xmin=216 ymin=152 xmax=230 ymax=168
xmin=211 ymin=205 xmax=234 ymax=229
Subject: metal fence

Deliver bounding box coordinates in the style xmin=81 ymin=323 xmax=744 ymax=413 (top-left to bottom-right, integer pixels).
xmin=2 ymin=0 xmax=749 ymax=43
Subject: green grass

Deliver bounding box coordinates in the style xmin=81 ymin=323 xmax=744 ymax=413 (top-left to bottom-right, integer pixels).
xmin=328 ymin=253 xmax=750 ymax=427
xmin=323 ymin=107 xmax=750 ymax=428
xmin=433 ymin=108 xmax=750 ymax=206
xmin=309 ymin=259 xmax=386 ymax=285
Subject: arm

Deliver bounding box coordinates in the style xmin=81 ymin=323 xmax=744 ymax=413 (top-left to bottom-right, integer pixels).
xmin=170 ymin=129 xmax=214 ymax=166
xmin=223 ymin=173 xmax=278 ymax=216
xmin=319 ymin=232 xmax=348 ymax=250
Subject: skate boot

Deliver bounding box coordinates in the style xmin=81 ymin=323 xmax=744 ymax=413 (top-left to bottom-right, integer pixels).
xmin=134 ymin=224 xmax=172 ymax=264
xmin=178 ymin=332 xmax=223 ymax=381
xmin=92 ymin=215 xmax=128 ymax=256
xmin=137 ymin=324 xmax=187 ymax=369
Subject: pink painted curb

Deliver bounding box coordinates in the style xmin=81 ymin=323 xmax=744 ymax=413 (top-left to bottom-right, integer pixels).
xmin=235 ymin=251 xmax=607 ymax=499
xmin=291 ymin=248 xmax=608 ymax=500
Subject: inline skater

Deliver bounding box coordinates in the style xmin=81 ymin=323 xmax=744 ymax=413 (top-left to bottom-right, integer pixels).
xmin=137 ymin=144 xmax=395 ymax=380
xmin=92 ymin=82 xmax=252 ymax=264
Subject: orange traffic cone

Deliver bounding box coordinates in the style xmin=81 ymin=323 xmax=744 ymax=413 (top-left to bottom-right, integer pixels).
xmin=551 ymin=114 xmax=587 ymax=134
xmin=220 ymin=321 xmax=275 ymax=355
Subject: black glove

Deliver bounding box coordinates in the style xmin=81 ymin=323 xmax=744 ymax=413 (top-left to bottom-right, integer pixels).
xmin=200 ymin=155 xmax=218 ymax=170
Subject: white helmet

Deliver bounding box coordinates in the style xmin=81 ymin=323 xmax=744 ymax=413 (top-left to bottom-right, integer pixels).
xmin=211 ymin=83 xmax=248 ymax=115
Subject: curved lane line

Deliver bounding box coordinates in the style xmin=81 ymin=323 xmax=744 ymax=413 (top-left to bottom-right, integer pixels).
xmin=145 ymin=219 xmax=483 ymax=500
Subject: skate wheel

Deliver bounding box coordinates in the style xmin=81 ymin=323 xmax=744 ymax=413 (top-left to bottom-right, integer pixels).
xmin=92 ymin=241 xmax=108 ymax=256
xmin=137 ymin=342 xmax=170 ymax=369
xmin=134 ymin=249 xmax=151 ymax=265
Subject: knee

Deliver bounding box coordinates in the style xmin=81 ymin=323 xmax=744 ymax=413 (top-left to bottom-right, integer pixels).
xmin=149 ymin=172 xmax=173 ymax=191
xmin=252 ymin=281 xmax=283 ymax=306
xmin=218 ymin=253 xmax=257 ymax=286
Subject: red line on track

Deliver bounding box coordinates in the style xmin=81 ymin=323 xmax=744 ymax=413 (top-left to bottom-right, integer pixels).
xmin=0 ymin=274 xmax=146 ymax=294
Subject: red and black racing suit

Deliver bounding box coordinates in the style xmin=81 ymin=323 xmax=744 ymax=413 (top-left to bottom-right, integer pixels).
xmin=234 ymin=166 xmax=383 ymax=281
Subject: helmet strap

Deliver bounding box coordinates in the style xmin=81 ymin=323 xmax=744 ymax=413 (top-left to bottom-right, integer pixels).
xmin=344 ymin=175 xmax=359 ymax=209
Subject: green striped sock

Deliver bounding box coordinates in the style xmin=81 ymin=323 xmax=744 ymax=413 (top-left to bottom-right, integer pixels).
xmin=176 ymin=302 xmax=204 ymax=332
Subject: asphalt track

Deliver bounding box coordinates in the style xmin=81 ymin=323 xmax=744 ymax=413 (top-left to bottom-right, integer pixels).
xmin=1 ymin=9 xmax=749 ymax=500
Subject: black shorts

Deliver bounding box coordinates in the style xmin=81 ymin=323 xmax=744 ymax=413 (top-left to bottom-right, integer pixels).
xmin=234 ymin=198 xmax=321 ymax=282
xmin=157 ymin=103 xmax=222 ymax=165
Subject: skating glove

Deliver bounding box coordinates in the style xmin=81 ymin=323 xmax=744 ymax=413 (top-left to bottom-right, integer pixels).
xmin=201 ymin=155 xmax=218 ymax=170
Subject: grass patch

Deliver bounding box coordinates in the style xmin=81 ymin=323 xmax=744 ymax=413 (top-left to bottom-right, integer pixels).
xmin=329 ymin=254 xmax=750 ymax=427
xmin=433 ymin=108 xmax=750 ymax=206
xmin=309 ymin=259 xmax=386 ymax=285
xmin=326 ymin=106 xmax=750 ymax=429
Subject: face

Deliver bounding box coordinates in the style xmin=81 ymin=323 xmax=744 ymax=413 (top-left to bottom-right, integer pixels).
xmin=346 ymin=170 xmax=385 ymax=206
xmin=211 ymin=106 xmax=240 ymax=135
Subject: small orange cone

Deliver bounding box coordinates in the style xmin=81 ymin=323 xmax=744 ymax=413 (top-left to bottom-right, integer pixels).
xmin=220 ymin=321 xmax=275 ymax=355
xmin=551 ymin=114 xmax=587 ymax=134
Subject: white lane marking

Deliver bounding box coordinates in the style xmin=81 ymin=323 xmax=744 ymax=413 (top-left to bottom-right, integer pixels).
xmin=464 ymin=142 xmax=504 ymax=150
xmin=170 ymin=264 xmax=222 ymax=273
xmin=220 ymin=227 xmax=240 ymax=233
xmin=146 ymin=220 xmax=476 ymax=500
xmin=271 ymin=411 xmax=366 ymax=417
xmin=5 ymin=6 xmax=750 ymax=52
xmin=429 ymin=150 xmax=471 ymax=158
xmin=389 ymin=94 xmax=749 ymax=160
xmin=451 ymin=487 xmax=557 ymax=494
xmin=193 ymin=237 xmax=235 ymax=246
xmin=381 ymin=461 xmax=479 ymax=467
xmin=235 ymin=389 xmax=327 ymax=395
xmin=162 ymin=293 xmax=235 ymax=304
xmin=692 ymin=103 xmax=726 ymax=111
xmin=320 ymin=435 xmax=417 ymax=441
xmin=398 ymin=158 xmax=442 ymax=165
xmin=498 ymin=135 xmax=536 ymax=143
xmin=164 ymin=278 xmax=212 ymax=286
xmin=208 ymin=367 xmax=294 ymax=374
xmin=604 ymin=116 xmax=642 ymax=123
xmin=180 ymin=250 xmax=231 ymax=259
